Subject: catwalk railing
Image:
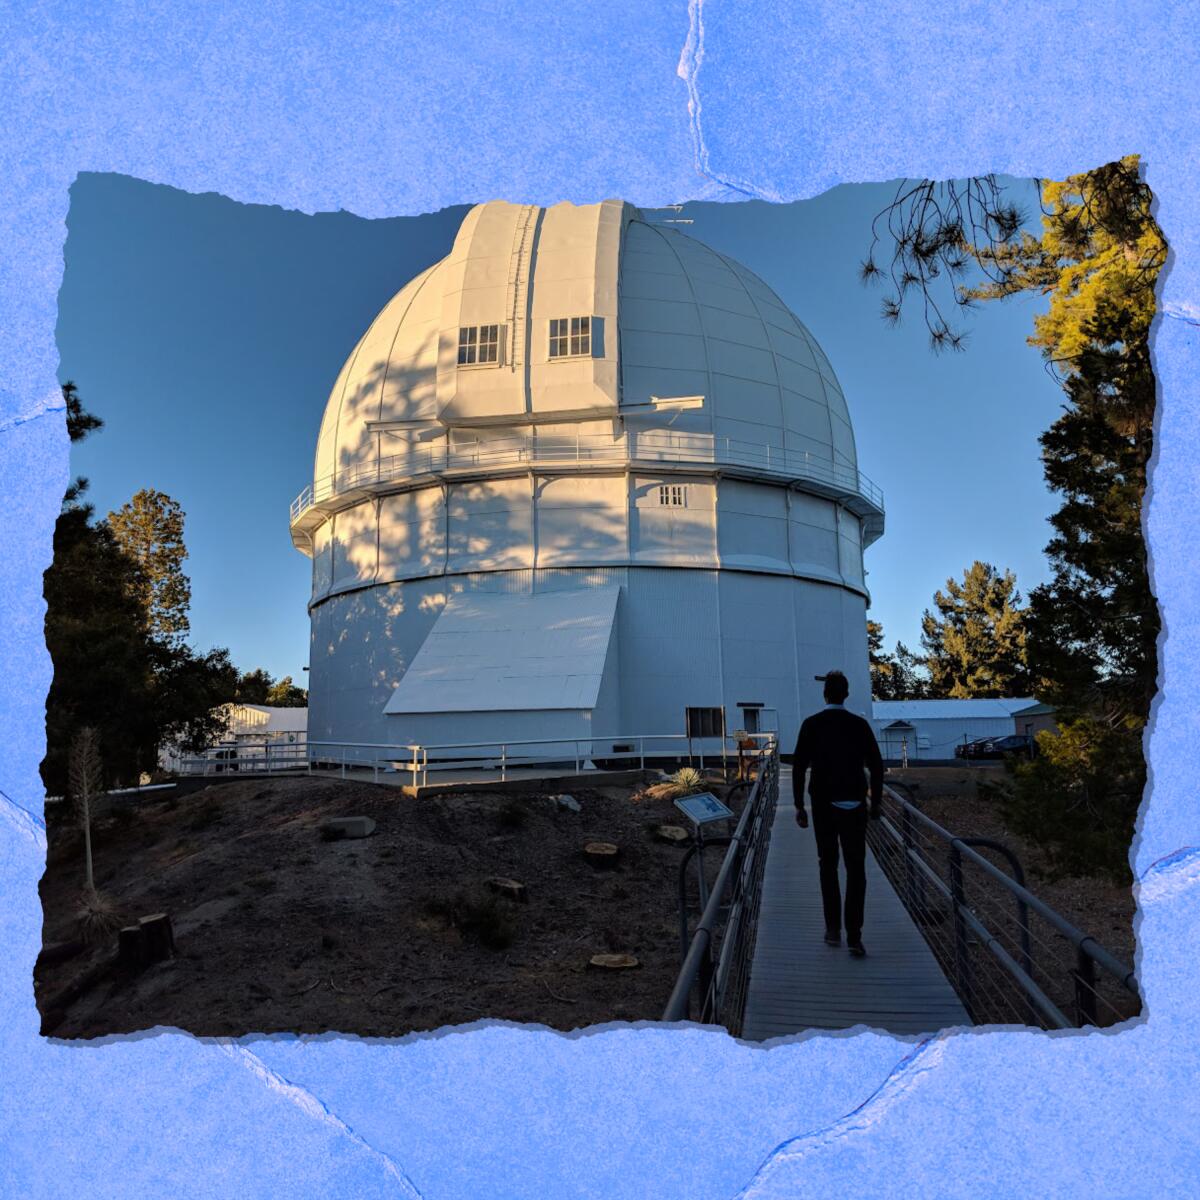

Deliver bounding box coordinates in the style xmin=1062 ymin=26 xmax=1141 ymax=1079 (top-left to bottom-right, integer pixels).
xmin=662 ymin=740 xmax=779 ymax=1034
xmin=869 ymin=784 xmax=1140 ymax=1029
xmin=289 ymin=428 xmax=885 ymax=525
xmin=172 ymin=732 xmax=748 ymax=786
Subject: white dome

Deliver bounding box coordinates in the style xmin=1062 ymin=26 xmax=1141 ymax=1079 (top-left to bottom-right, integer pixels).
xmin=311 ymin=199 xmax=863 ymax=496
xmin=294 ymin=201 xmax=884 ymax=758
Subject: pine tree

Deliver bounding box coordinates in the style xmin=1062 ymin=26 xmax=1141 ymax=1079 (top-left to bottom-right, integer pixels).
xmin=919 ymin=562 xmax=1029 ymax=698
xmin=966 ymin=158 xmax=1161 ymax=726
xmin=235 ymin=668 xmax=276 ymax=704
xmin=865 ymin=158 xmax=1163 ymax=875
xmin=265 ymin=675 xmax=308 ymax=707
xmin=61 ymin=380 xmax=103 ymax=512
xmin=974 ymin=160 xmax=1161 ymax=877
xmin=867 ymin=619 xmax=932 ymax=699
xmin=867 ymin=620 xmax=893 ymax=698
xmin=107 ymin=489 xmax=192 ymax=643
xmin=43 ymin=386 xmax=239 ymax=793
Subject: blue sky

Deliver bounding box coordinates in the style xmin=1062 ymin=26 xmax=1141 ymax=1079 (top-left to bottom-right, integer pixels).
xmin=58 ymin=174 xmax=1062 ymax=684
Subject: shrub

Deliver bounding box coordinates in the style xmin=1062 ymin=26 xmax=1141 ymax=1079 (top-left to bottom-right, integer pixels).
xmin=1004 ymin=716 xmax=1144 ymax=880
xmin=429 ymin=889 xmax=516 ymax=950
xmin=188 ymin=798 xmax=223 ymax=832
xmin=634 ymin=767 xmax=707 ymax=804
xmin=496 ymin=799 xmax=527 ymax=829
xmin=670 ymin=767 xmax=705 ymax=795
xmin=74 ymin=888 xmax=122 ymax=945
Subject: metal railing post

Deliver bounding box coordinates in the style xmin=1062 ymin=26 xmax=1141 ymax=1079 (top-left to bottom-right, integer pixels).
xmin=639 ymin=737 xmax=645 ymax=771
xmin=901 ymin=803 xmax=917 ymax=912
xmin=698 ymin=940 xmax=715 ymax=1022
xmin=1074 ymin=946 xmax=1099 ymax=1027
xmin=501 ymin=745 xmax=507 ymax=782
xmin=949 ymin=841 xmax=973 ymax=1015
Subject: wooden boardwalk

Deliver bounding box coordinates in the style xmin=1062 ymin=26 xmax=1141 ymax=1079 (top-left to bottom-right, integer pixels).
xmin=741 ymin=769 xmax=971 ymax=1039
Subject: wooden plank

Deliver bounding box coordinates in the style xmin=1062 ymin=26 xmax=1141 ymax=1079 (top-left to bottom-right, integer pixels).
xmin=739 ymin=768 xmax=971 ymax=1039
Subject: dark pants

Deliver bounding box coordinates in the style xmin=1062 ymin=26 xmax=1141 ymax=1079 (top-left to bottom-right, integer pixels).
xmin=812 ymin=803 xmax=868 ymax=939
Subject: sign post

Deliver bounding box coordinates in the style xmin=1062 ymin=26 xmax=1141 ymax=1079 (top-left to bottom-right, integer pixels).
xmin=674 ymin=792 xmax=736 ymax=909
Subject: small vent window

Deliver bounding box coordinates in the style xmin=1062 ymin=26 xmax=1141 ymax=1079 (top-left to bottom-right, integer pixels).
xmin=458 ymin=324 xmax=500 ymax=366
xmin=686 ymin=707 xmax=725 ymax=739
xmin=657 ymin=484 xmax=687 ymax=508
xmin=549 ymin=315 xmax=591 ymax=358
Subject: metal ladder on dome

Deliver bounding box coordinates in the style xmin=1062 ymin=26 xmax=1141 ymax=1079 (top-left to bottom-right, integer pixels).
xmin=507 ymin=205 xmax=537 ymax=375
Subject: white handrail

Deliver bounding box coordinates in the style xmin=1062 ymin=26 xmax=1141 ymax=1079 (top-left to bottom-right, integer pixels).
xmin=176 ymin=732 xmax=777 ymax=785
xmin=289 ymin=431 xmax=883 ymax=524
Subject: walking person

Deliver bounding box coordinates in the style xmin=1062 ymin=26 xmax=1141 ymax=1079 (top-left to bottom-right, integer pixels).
xmin=792 ymin=670 xmax=884 ymax=957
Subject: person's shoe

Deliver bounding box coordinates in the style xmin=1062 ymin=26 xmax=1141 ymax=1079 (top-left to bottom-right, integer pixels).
xmin=823 ymin=930 xmax=841 ymax=947
xmin=847 ymin=938 xmax=866 ymax=958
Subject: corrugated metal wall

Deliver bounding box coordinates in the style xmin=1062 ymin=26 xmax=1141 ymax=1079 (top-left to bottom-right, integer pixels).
xmin=308 ymin=565 xmax=871 ymax=752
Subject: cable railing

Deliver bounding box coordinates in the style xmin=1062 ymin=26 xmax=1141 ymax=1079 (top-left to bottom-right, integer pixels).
xmin=662 ymin=739 xmax=779 ymax=1033
xmin=289 ymin=429 xmax=885 ymax=526
xmin=869 ymin=784 xmax=1140 ymax=1029
xmin=172 ymin=740 xmax=309 ymax=776
xmin=174 ymin=731 xmax=762 ymax=788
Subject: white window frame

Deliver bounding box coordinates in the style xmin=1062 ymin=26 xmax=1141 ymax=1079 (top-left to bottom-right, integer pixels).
xmin=657 ymin=483 xmax=687 ymax=508
xmin=457 ymin=324 xmax=502 ymax=367
xmin=548 ymin=315 xmax=591 ymax=359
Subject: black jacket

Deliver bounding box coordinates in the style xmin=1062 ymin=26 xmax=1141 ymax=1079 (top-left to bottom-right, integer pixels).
xmin=792 ymin=705 xmax=884 ymax=813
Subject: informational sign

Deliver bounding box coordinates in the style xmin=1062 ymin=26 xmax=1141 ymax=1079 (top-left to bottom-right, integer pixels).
xmin=673 ymin=791 xmax=734 ymax=826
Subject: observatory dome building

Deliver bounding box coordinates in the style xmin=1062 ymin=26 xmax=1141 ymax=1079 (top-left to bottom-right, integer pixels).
xmin=290 ymin=200 xmax=884 ymax=758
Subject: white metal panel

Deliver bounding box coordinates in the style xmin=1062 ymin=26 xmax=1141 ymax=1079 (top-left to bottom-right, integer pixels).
xmin=311 ymin=518 xmax=333 ymax=597
xmin=447 ymin=477 xmax=532 ymax=573
xmin=378 ymin=487 xmax=446 ymax=581
xmin=718 ymin=480 xmax=790 ymax=573
xmin=436 ymin=200 xmax=527 ymax=423
xmin=527 ymin=199 xmax=623 ymax=418
xmin=630 ymin=475 xmax=717 ymax=566
xmin=536 ymin=474 xmax=627 ymax=566
xmin=331 ymin=501 xmax=378 ymax=589
xmin=617 ymin=567 xmax=725 ymax=731
xmin=384 ymin=586 xmax=620 ymax=714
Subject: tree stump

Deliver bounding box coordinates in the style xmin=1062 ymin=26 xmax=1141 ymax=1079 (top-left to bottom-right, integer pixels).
xmin=653 ymin=825 xmax=689 ymax=844
xmin=139 ymin=913 xmax=176 ymax=963
xmin=583 ymin=841 xmax=619 ymax=868
xmin=588 ymin=953 xmax=640 ymax=970
xmin=485 ymin=876 xmax=528 ymax=903
xmin=118 ymin=925 xmax=148 ymax=969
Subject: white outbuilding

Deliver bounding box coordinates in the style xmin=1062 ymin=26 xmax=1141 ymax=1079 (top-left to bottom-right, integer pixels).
xmin=290 ymin=200 xmax=885 ymax=760
xmin=870 ymin=698 xmax=1037 ymax=762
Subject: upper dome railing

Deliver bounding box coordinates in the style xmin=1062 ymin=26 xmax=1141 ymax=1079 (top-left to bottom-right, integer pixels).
xmin=290 ymin=428 xmax=884 ymax=528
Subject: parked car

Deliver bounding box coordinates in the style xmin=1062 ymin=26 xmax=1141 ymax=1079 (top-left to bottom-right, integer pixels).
xmin=954 ymin=738 xmax=992 ymax=760
xmin=972 ymin=734 xmax=1036 ymax=761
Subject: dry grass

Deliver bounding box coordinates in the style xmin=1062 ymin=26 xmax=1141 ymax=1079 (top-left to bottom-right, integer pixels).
xmin=74 ymin=888 xmax=122 ymax=946
xmin=634 ymin=766 xmax=707 ymax=804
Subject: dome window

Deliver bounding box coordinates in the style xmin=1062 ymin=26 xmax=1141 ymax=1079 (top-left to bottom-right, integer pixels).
xmin=549 ymin=315 xmax=591 ymax=359
xmin=657 ymin=484 xmax=687 ymax=508
xmin=457 ymin=324 xmax=502 ymax=366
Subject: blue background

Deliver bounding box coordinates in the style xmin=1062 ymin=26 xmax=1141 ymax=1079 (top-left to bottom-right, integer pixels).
xmin=2 ymin=2 xmax=1199 ymax=1196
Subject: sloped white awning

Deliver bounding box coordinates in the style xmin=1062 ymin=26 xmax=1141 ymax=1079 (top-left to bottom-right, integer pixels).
xmin=384 ymin=587 xmax=620 ymax=715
